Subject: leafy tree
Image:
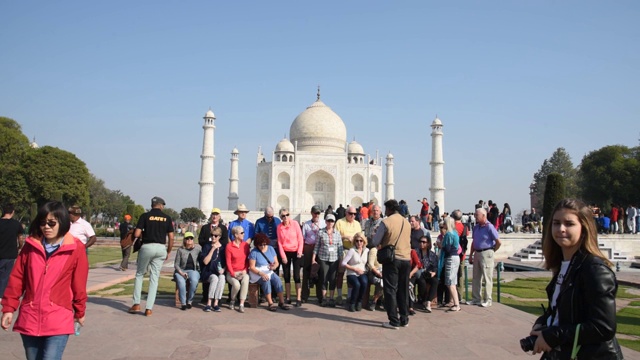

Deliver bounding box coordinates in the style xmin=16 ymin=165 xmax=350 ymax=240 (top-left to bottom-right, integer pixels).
xmin=180 ymin=207 xmax=206 ymax=223
xmin=88 ymin=174 xmax=109 ymax=223
xmin=578 ymin=145 xmax=639 ymax=206
xmin=163 ymin=208 xmax=180 ymax=223
xmin=21 ymin=146 xmax=90 ymax=207
xmin=0 ymin=117 xmax=33 ymax=214
xmin=531 ymin=148 xmax=577 ymax=210
xmin=542 ymin=173 xmax=565 ymax=238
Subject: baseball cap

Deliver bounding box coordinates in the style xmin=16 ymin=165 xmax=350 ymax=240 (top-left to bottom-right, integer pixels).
xmin=184 ymin=232 xmax=195 ymax=239
xmin=211 ymin=208 xmax=221 ymax=214
xmin=311 ymin=205 xmax=322 ymax=214
xmin=325 ymin=214 xmax=336 ymax=222
xmin=151 ymin=196 xmax=166 ymax=205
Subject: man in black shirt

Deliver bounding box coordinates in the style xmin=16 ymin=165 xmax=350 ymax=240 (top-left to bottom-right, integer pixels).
xmin=119 ymin=214 xmax=134 ymax=271
xmin=129 ymin=196 xmax=174 ymax=317
xmin=0 ymin=204 xmax=23 ymax=297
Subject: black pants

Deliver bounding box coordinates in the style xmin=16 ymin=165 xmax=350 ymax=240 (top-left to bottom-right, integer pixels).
xmin=282 ymin=251 xmax=302 ymax=284
xmin=415 ymin=272 xmax=438 ymax=303
xmin=318 ymin=259 xmax=339 ymax=299
xmin=382 ymin=259 xmax=411 ymax=327
xmin=301 ymin=244 xmax=315 ymax=301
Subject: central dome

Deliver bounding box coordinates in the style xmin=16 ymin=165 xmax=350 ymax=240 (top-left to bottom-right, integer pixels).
xmin=289 ymin=99 xmax=347 ymax=153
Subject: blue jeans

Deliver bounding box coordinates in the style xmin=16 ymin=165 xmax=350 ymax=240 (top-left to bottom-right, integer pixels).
xmin=0 ymin=258 xmax=16 ymax=297
xmin=257 ymin=274 xmax=283 ymax=295
xmin=346 ymin=274 xmax=368 ymax=305
xmin=174 ymin=270 xmax=200 ymax=305
xmin=21 ymin=334 xmax=69 ymax=360
xmin=432 ymin=220 xmax=440 ymax=232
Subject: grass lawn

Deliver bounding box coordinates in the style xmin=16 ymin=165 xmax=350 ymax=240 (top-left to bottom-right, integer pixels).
xmin=493 ymin=277 xmax=640 ymax=352
xmin=87 ymin=246 xmax=137 ymax=268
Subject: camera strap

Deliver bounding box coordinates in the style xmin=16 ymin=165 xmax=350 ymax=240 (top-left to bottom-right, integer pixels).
xmin=570 ymin=324 xmax=581 ymax=360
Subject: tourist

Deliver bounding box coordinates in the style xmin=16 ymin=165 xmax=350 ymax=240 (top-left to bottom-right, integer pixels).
xmin=529 ymin=199 xmax=622 ymax=359
xmin=118 ymin=214 xmax=134 ymax=271
xmin=129 ymin=196 xmax=174 ymax=317
xmin=1 ymin=201 xmax=88 ymax=360
xmin=199 ymin=227 xmax=226 ymax=312
xmin=366 ymin=242 xmax=384 ymax=311
xmin=438 ymin=217 xmax=461 ymax=312
xmin=415 ymin=235 xmax=438 ymax=313
xmin=452 ymin=209 xmax=467 ymax=302
xmin=197 ymin=207 xmax=229 ymax=303
xmin=249 ymin=233 xmax=290 ymax=312
xmin=435 ymin=222 xmax=449 ymax=306
xmin=68 ymin=205 xmax=96 ymax=252
xmin=419 ymin=198 xmax=430 ymax=230
xmin=335 ymin=204 xmax=346 ymax=220
xmin=431 ymin=201 xmax=441 ymax=232
xmin=530 ymin=207 xmax=542 ymax=234
xmin=312 ymin=214 xmax=343 ymax=307
xmin=469 ymin=207 xmax=501 ymax=307
xmin=173 ymin=232 xmax=201 ymax=310
xmin=359 ymin=203 xmax=369 ymax=226
xmin=255 ymin=206 xmax=281 ymax=273
xmin=409 ymin=215 xmax=430 ymax=250
xmin=225 ymin=226 xmax=250 ymax=311
xmin=341 ymin=232 xmax=369 ymax=312
xmin=370 ymin=199 xmax=412 ymax=330
xmin=228 ymin=204 xmax=255 ymax=244
xmin=335 ymin=205 xmax=362 ymax=305
xmin=626 ymin=205 xmax=637 ymax=234
xmin=324 ymin=205 xmax=335 ymax=220
xmin=0 ymin=204 xmax=23 ymax=297
xmin=362 ymin=204 xmax=383 ymax=307
xmin=408 ymin=246 xmax=422 ymax=315
xmin=301 ymin=205 xmax=325 ymax=303
xmin=277 ymin=208 xmax=303 ymax=306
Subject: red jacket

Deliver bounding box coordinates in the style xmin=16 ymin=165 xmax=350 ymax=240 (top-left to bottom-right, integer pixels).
xmin=1 ymin=233 xmax=88 ymax=336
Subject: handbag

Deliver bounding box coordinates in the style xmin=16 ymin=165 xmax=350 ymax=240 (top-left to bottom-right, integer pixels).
xmin=132 ymin=237 xmax=143 ymax=253
xmin=249 ymin=249 xmax=274 ymax=283
xmin=120 ymin=229 xmax=135 ymax=250
xmin=377 ymin=220 xmax=405 ymax=264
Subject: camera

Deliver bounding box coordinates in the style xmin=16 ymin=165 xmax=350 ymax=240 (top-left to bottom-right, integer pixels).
xmin=520 ymin=335 xmax=537 ymax=352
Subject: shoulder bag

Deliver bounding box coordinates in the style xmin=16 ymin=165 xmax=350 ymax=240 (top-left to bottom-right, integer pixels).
xmin=249 ymin=250 xmax=274 ymax=283
xmin=377 ymin=220 xmax=405 ymax=265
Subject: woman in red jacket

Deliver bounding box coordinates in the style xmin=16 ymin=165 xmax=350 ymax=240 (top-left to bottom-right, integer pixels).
xmin=1 ymin=201 xmax=89 ymax=360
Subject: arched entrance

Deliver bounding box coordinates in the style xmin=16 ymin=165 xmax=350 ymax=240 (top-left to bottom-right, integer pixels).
xmin=305 ymin=170 xmax=336 ymax=210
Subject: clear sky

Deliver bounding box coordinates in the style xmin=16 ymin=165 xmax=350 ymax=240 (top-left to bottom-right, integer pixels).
xmin=2 ymin=1 xmax=638 ymax=216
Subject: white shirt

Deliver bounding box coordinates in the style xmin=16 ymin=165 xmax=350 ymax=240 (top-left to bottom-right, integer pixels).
xmin=548 ymin=260 xmax=571 ymax=327
xmin=69 ymin=217 xmax=95 ymax=244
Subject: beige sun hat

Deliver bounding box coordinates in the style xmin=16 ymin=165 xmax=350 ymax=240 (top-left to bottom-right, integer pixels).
xmin=234 ymin=203 xmax=250 ymax=214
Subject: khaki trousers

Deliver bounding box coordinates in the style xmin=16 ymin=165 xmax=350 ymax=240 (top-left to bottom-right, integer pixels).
xmin=472 ymin=249 xmax=494 ymax=303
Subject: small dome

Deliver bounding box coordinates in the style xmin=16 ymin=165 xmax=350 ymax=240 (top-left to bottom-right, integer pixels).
xmin=205 ymin=109 xmax=215 ymax=118
xmin=275 ymin=138 xmax=294 ymax=153
xmin=30 ymin=137 xmax=39 ymax=149
xmin=347 ymin=140 xmax=364 ymax=155
xmin=231 ymin=147 xmax=239 ymax=154
xmin=431 ymin=116 xmax=442 ymax=126
xmin=289 ymin=99 xmax=347 ymax=153
xmin=386 ymin=152 xmax=394 ymax=159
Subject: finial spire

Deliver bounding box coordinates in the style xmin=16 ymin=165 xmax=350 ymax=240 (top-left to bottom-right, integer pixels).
xmin=317 ymin=85 xmax=320 ymax=101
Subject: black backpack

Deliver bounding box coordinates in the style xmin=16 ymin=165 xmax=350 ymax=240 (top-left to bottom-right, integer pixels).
xmin=459 ymin=225 xmax=469 ymax=253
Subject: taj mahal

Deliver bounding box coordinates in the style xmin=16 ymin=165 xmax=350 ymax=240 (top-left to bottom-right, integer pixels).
xmin=197 ymin=89 xmax=446 ymax=218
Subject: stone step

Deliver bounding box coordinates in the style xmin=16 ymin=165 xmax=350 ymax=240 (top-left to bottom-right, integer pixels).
xmin=631 ymin=262 xmax=640 ymax=269
xmin=508 ymin=256 xmax=542 ymax=262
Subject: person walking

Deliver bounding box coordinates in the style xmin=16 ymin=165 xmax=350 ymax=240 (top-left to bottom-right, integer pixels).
xmin=0 ymin=204 xmax=23 ymax=297
xmin=118 ymin=214 xmax=134 ymax=271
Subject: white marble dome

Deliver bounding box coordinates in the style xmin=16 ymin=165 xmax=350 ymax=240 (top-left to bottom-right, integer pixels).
xmin=432 ymin=117 xmax=442 ymax=125
xmin=205 ymin=109 xmax=215 ymax=118
xmin=289 ymin=99 xmax=347 ymax=153
xmin=348 ymin=140 xmax=364 ymax=155
xmin=275 ymin=138 xmax=294 ymax=152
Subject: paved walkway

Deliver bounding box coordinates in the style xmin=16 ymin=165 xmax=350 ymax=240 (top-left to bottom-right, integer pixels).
xmin=1 ymin=251 xmax=638 ymax=360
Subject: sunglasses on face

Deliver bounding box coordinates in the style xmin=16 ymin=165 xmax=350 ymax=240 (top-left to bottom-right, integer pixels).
xmin=281 ymin=214 xmax=290 ymax=218
xmin=185 ymin=237 xmax=194 ymax=240
xmin=348 ymin=213 xmax=356 ymax=215
xmin=326 ymin=219 xmax=335 ymax=223
xmin=355 ymin=240 xmax=364 ymax=243
xmin=40 ymin=220 xmax=58 ymax=228
xmin=420 ymin=241 xmax=429 ymax=244
xmin=212 ymin=234 xmax=221 ymax=238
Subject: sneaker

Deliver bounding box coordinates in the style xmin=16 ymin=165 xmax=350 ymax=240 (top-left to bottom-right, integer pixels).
xmin=229 ymin=304 xmax=235 ymax=311
xmin=328 ymin=299 xmax=336 ymax=308
xmin=409 ymin=309 xmax=416 ymax=316
xmin=425 ymin=302 xmax=432 ymax=313
xmin=348 ymin=304 xmax=356 ymax=312
xmin=186 ymin=303 xmax=192 ymax=309
xmin=467 ymin=300 xmax=482 ymax=306
xmin=295 ymin=300 xmax=302 ymax=307
xmin=400 ymin=323 xmax=409 ymax=328
xmin=203 ymin=305 xmax=212 ymax=312
xmin=368 ymin=302 xmax=376 ymax=311
xmin=213 ymin=306 xmax=221 ymax=312
xmin=180 ymin=305 xmax=187 ymax=311
xmin=481 ymin=300 xmax=492 ymax=307
xmin=382 ymin=322 xmax=399 ymax=330
xmin=238 ymin=305 xmax=245 ymax=313
xmin=285 ymin=298 xmax=292 ymax=305
xmin=335 ymin=296 xmax=343 ymax=306
xmin=355 ymin=302 xmax=362 ymax=312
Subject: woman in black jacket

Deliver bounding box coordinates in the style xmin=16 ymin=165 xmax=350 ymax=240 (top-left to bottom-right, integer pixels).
xmin=529 ymin=199 xmax=622 ymax=359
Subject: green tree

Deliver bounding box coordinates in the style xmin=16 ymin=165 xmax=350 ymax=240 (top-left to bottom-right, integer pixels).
xmin=542 ymin=173 xmax=565 ymax=237
xmin=578 ymin=145 xmax=639 ymax=206
xmin=180 ymin=207 xmax=206 ymax=223
xmin=0 ymin=117 xmax=33 ymax=214
xmin=163 ymin=207 xmax=180 ymax=222
xmin=88 ymin=174 xmax=109 ymax=223
xmin=531 ymin=148 xmax=578 ymax=210
xmin=21 ymin=146 xmax=90 ymax=207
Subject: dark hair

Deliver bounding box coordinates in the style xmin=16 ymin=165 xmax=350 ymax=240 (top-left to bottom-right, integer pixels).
xmin=29 ymin=201 xmax=70 ymax=238
xmin=384 ymin=199 xmax=400 ymax=213
xmin=420 ymin=235 xmax=431 ymax=243
xmin=2 ymin=203 xmax=15 ymax=216
xmin=542 ymin=198 xmax=611 ymax=273
xmin=253 ymin=233 xmax=270 ymax=247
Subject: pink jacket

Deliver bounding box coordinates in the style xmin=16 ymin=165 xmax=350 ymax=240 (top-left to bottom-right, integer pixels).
xmin=1 ymin=233 xmax=89 ymax=336
xmin=277 ymin=220 xmax=303 ymax=259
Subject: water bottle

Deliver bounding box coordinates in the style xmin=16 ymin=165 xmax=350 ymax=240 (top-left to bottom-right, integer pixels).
xmin=74 ymin=321 xmax=81 ymax=336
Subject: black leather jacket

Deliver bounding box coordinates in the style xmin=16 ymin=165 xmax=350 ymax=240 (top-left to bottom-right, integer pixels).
xmin=534 ymin=250 xmax=623 ymax=359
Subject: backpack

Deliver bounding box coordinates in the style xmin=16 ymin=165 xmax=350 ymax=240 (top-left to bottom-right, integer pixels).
xmin=459 ymin=225 xmax=469 ymax=253
xmin=120 ymin=229 xmax=135 ymax=250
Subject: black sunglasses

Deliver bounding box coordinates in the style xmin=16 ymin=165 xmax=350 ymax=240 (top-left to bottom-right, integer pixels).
xmin=40 ymin=220 xmax=57 ymax=228
xmin=281 ymin=214 xmax=290 ymax=218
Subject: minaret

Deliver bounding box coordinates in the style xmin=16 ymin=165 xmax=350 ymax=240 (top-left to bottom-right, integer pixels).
xmin=385 ymin=152 xmax=395 ymax=201
xmin=429 ymin=116 xmax=445 ymax=212
xmin=198 ymin=109 xmax=216 ymax=216
xmin=228 ymin=147 xmax=240 ymax=211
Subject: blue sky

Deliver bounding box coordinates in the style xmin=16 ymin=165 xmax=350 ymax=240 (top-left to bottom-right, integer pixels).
xmin=2 ymin=1 xmax=638 ymax=216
